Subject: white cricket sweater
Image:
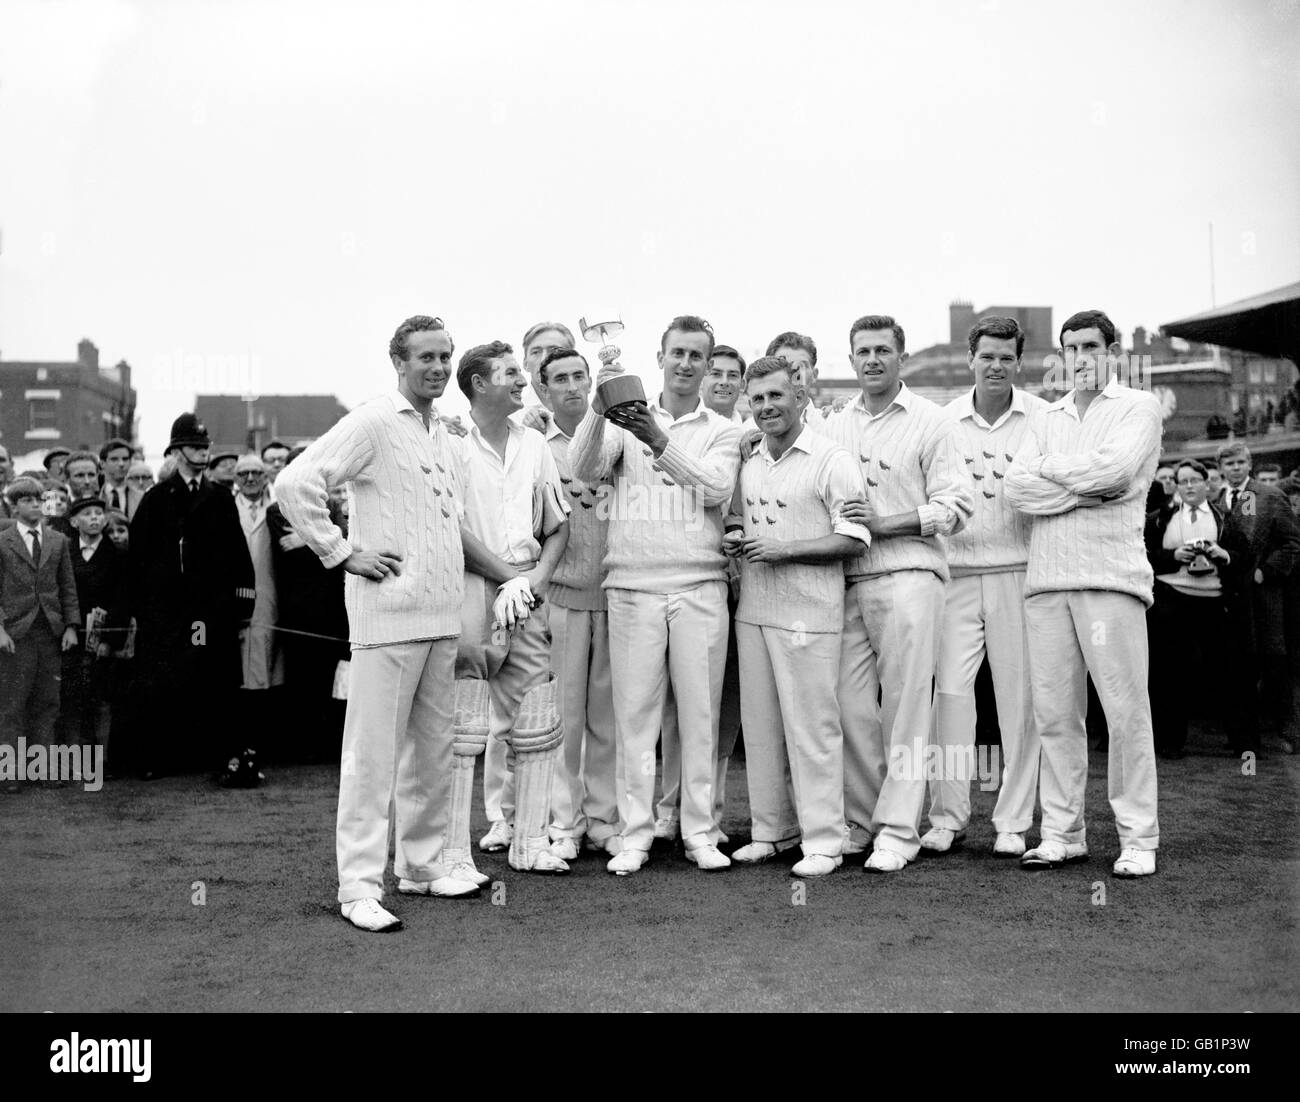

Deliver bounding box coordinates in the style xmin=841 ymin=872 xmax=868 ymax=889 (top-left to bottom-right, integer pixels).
xmin=822 ymin=383 xmax=974 ymax=583
xmin=734 ymin=428 xmax=871 ymax=634
xmin=275 ymin=391 xmax=465 ymax=646
xmin=570 ymin=396 xmax=743 ymax=594
xmin=1004 ymin=377 xmax=1163 ymax=607
xmin=942 ymin=386 xmax=1051 ymax=576
xmin=546 ymin=420 xmax=610 ymax=611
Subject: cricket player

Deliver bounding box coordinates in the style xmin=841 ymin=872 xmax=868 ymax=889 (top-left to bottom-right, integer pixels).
xmin=570 ymin=314 xmax=743 ymax=874
xmin=276 ymin=315 xmax=480 ymax=933
xmin=533 ymin=347 xmax=623 ymax=861
xmin=824 ymin=314 xmax=974 ymax=873
xmin=655 ymin=342 xmax=746 ymax=845
xmin=481 ymin=320 xmax=580 ymax=852
xmin=725 ymin=357 xmax=870 ymax=876
xmin=1005 ymin=308 xmax=1161 ymax=878
xmin=925 ymin=316 xmax=1048 ymax=859
xmin=448 ymin=340 xmax=571 ymax=878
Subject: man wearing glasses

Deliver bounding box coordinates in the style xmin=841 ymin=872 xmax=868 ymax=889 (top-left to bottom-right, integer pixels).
xmin=126 ymin=414 xmax=256 ymax=780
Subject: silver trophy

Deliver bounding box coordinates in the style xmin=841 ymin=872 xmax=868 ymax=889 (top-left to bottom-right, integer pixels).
xmin=581 ymin=312 xmax=646 ymax=416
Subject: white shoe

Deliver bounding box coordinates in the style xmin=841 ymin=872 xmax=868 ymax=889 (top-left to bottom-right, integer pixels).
xmin=993 ymin=832 xmax=1026 ymax=858
xmin=863 ymin=849 xmax=909 ymax=874
xmin=397 ymin=876 xmax=480 ymax=898
xmin=448 ymin=859 xmax=491 ymax=886
xmin=549 ymin=837 xmax=580 ymax=862
xmin=919 ymin=827 xmax=966 ymax=854
xmin=792 ymin=854 xmax=842 ymax=878
xmin=1019 ymin=840 xmax=1089 ymax=870
xmin=479 ymin=820 xmax=513 ymax=852
xmin=731 ymin=839 xmax=798 ymax=864
xmin=652 ymin=817 xmax=679 ymax=841
xmin=341 ymin=898 xmax=402 ymax=932
xmin=684 ymin=843 xmax=731 ymax=871
xmin=1112 ymin=848 xmax=1157 ymax=878
xmin=607 ymin=848 xmax=649 ymax=876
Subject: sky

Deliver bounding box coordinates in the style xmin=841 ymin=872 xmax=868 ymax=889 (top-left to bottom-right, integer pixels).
xmin=1 ymin=0 xmax=1297 ymax=455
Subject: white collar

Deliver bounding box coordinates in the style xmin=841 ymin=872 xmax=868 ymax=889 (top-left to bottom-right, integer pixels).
xmin=850 ymin=381 xmax=913 ymax=417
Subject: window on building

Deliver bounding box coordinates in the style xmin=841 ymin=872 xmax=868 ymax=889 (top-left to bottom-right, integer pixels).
xmin=1264 ymin=363 xmax=1277 ymax=384
xmin=28 ymin=399 xmax=58 ymax=431
xmin=1249 ymin=364 xmax=1263 ymax=384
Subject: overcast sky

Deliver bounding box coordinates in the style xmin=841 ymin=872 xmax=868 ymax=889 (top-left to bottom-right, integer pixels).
xmin=1 ymin=0 xmax=1297 ymax=455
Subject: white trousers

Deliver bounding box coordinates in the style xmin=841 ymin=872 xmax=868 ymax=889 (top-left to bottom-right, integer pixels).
xmin=930 ymin=571 xmax=1039 ymax=835
xmin=737 ymin=622 xmax=845 ymax=857
xmin=607 ymin=582 xmax=728 ymax=853
xmin=839 ymin=571 xmax=945 ymax=860
xmin=336 ymin=638 xmax=456 ymax=903
xmin=549 ymin=604 xmax=621 ymax=843
xmin=1024 ymin=590 xmax=1159 ymax=851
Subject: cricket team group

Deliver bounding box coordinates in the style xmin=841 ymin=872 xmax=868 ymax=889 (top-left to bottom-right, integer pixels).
xmin=274 ymin=307 xmax=1164 ymax=934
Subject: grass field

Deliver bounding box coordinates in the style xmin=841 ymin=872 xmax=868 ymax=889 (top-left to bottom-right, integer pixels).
xmin=3 ymin=723 xmax=1297 ymax=1014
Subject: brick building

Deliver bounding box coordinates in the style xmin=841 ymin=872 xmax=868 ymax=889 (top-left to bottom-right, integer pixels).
xmin=0 ymin=339 xmax=136 ymax=465
xmin=193 ymin=394 xmax=351 ymax=455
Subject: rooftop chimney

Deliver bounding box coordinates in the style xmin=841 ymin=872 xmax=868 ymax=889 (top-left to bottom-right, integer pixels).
xmin=77 ymin=339 xmax=99 ymax=369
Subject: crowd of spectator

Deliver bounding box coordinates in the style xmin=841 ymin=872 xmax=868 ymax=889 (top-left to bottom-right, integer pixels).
xmin=0 ymin=427 xmax=347 ymax=792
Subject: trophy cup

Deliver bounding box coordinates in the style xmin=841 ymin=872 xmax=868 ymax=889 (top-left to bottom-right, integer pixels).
xmin=581 ymin=312 xmax=646 ymax=417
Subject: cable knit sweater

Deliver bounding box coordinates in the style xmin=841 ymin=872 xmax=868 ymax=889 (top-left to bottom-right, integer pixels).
xmin=546 ymin=420 xmax=609 ymax=611
xmin=275 ymin=390 xmax=465 ymax=646
xmin=734 ymin=428 xmax=871 ymax=633
xmin=1004 ymin=378 xmax=1163 ymax=607
xmin=822 ymin=383 xmax=974 ymax=583
xmin=941 ymin=386 xmax=1050 ymax=576
xmin=569 ymin=396 xmax=743 ymax=594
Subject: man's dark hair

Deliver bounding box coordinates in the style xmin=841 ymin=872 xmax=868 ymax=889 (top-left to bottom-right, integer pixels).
xmin=1058 ymin=309 xmax=1117 ymax=350
xmin=765 ymin=331 xmax=817 ymax=367
xmin=99 ymin=438 xmax=132 ymax=462
xmin=4 ymin=476 xmax=44 ymax=505
xmin=744 ymin=355 xmax=797 ymax=388
xmin=538 ymin=348 xmax=589 ymax=386
xmin=710 ymin=345 xmax=747 ymax=373
xmin=967 ymin=316 xmax=1025 ymax=358
xmin=64 ymin=451 xmax=101 ymax=475
xmin=261 ymin=439 xmax=289 ymax=460
xmin=1257 ymin=462 xmax=1282 ymax=476
xmin=284 ymin=444 xmax=309 ymax=468
xmin=389 ymin=315 xmax=452 ymax=360
xmin=660 ymin=315 xmax=715 ymax=357
xmin=457 ymin=341 xmax=514 ymax=401
xmin=1175 ymin=459 xmax=1209 ymax=482
xmin=849 ymin=315 xmax=906 ymax=354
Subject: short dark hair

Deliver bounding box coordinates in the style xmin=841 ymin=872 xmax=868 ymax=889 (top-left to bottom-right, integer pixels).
xmin=743 ymin=355 xmax=797 ymax=389
xmin=765 ymin=331 xmax=817 ymax=367
xmin=4 ymin=477 xmax=44 ymax=504
xmin=389 ymin=315 xmax=452 ymax=360
xmin=1059 ymin=309 xmax=1117 ymax=350
xmin=710 ymin=345 xmax=747 ymax=373
xmin=660 ymin=315 xmax=715 ymax=357
xmin=1281 ymin=475 xmax=1300 ymax=498
xmin=522 ymin=321 xmax=576 ymax=352
xmin=1175 ymin=459 xmax=1208 ymax=482
xmin=457 ymin=341 xmax=514 ymax=401
xmin=261 ymin=439 xmax=289 ymax=459
xmin=285 ymin=445 xmax=309 ymax=467
xmin=64 ymin=451 xmax=101 ymax=475
xmin=849 ymin=315 xmax=906 ymax=354
xmin=538 ymin=348 xmax=589 ymax=386
xmin=1257 ymin=462 xmax=1282 ymax=475
xmin=968 ymin=316 xmax=1025 ymax=358
xmin=99 ymin=438 xmax=132 ymax=462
